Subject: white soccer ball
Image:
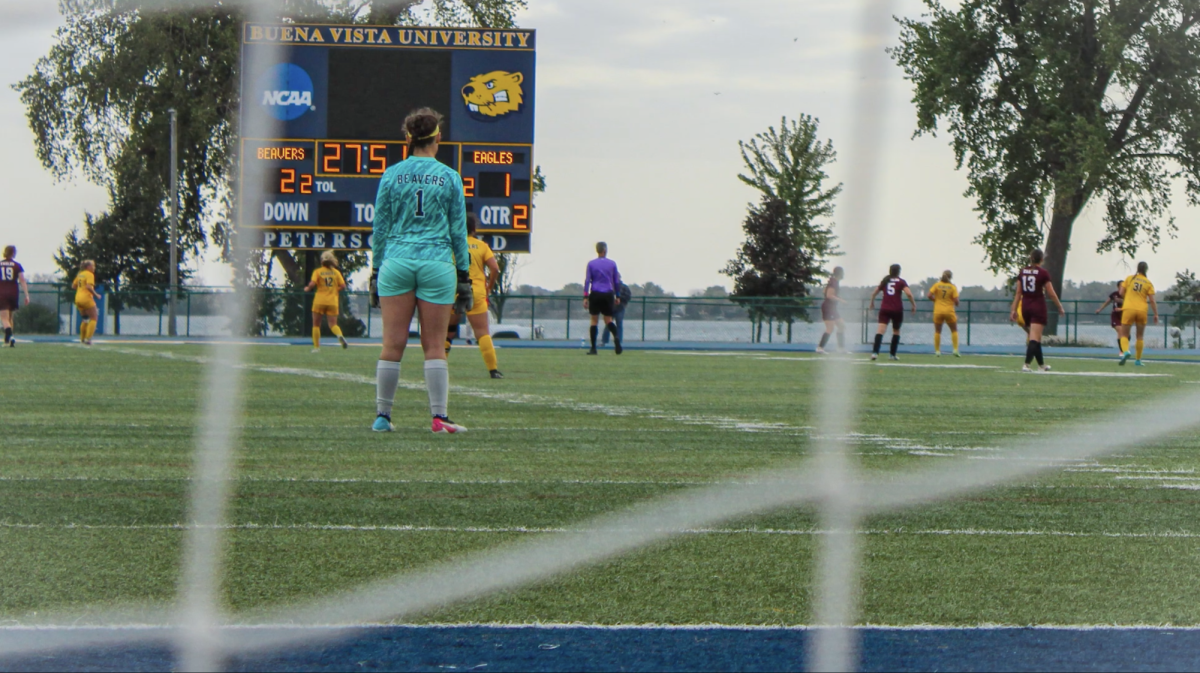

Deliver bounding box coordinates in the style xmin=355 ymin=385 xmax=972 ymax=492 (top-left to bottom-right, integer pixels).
xmin=1170 ymin=326 xmax=1182 ymax=338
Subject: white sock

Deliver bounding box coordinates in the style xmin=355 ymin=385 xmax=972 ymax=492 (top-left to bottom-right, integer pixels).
xmin=425 ymin=359 xmax=449 ymax=418
xmin=376 ymin=360 xmax=400 ymax=417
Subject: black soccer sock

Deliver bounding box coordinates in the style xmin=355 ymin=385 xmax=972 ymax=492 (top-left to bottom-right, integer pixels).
xmin=590 ymin=325 xmax=598 ymax=350
xmin=890 ymin=334 xmax=900 ymax=356
xmin=819 ymin=333 xmax=830 ymax=349
xmin=1025 ymin=341 xmax=1035 ymax=365
xmin=607 ymin=322 xmax=621 ymax=346
xmin=3 ymin=327 xmax=10 ymax=343
xmin=1033 ymin=340 xmax=1045 ymax=366
xmin=873 ymin=334 xmax=883 ymax=354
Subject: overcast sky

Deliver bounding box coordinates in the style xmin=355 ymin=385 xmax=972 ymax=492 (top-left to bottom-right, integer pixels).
xmin=2 ymin=0 xmax=1198 ymax=292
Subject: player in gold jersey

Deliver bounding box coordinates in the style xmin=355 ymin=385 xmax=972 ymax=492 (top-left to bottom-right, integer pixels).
xmin=927 ymin=269 xmax=961 ymax=357
xmin=465 ymin=214 xmax=504 ymax=379
xmin=1118 ymin=262 xmax=1158 ymax=367
xmin=304 ymin=251 xmax=349 ymax=352
xmin=72 ymin=260 xmax=100 ymax=346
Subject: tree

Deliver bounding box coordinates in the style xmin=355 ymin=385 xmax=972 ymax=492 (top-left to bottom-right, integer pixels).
xmin=1166 ymin=269 xmax=1200 ymax=330
xmin=18 ymin=5 xmax=244 ymax=262
xmin=738 ymin=115 xmax=842 ymax=276
xmin=722 ymin=198 xmax=818 ymax=343
xmin=17 ymin=0 xmax=529 ymax=291
xmin=54 ymin=156 xmax=190 ymax=334
xmin=893 ymin=1 xmax=1200 ymax=333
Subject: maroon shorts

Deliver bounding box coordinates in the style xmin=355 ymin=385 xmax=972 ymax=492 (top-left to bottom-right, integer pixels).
xmin=0 ymin=294 xmax=18 ymax=312
xmin=878 ymin=309 xmax=904 ymax=329
xmin=1111 ymin=312 xmax=1122 ymax=328
xmin=821 ymin=301 xmax=840 ymax=322
xmin=1022 ymin=301 xmax=1048 ymax=326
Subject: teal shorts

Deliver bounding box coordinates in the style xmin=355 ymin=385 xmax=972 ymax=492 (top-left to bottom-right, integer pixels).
xmin=377 ymin=258 xmax=457 ymax=304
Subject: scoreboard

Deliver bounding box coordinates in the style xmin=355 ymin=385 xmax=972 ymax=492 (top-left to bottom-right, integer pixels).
xmin=239 ymin=24 xmax=537 ymax=253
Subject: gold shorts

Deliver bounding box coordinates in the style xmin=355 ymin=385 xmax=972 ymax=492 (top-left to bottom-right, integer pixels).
xmin=466 ymin=285 xmax=489 ymax=316
xmin=75 ymin=300 xmax=95 ymax=313
xmin=1121 ymin=309 xmax=1148 ymax=326
xmin=933 ymin=312 xmax=957 ymax=328
xmin=312 ymin=302 xmax=339 ymax=317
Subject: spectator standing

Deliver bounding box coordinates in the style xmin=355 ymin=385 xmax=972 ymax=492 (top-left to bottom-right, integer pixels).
xmin=602 ymin=281 xmax=632 ymax=349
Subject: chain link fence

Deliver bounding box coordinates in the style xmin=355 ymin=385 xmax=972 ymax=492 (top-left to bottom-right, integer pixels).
xmin=22 ymin=283 xmax=1200 ymax=348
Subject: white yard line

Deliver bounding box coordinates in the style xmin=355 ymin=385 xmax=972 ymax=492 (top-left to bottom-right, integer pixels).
xmin=997 ymin=370 xmax=1172 ymax=378
xmin=856 ymin=363 xmax=1000 ymax=369
xmin=6 ymin=522 xmax=1200 ymax=540
xmin=96 ymin=346 xmax=814 ymax=436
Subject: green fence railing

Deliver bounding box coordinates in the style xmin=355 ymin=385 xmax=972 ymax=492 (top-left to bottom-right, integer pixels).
xmin=22 ymin=284 xmax=1200 ymax=348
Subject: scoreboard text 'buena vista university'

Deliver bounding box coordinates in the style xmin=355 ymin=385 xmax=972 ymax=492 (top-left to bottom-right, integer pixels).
xmin=239 ymin=24 xmax=537 ymax=253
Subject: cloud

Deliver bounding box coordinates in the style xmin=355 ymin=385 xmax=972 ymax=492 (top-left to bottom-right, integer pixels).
xmin=0 ymin=3 xmax=60 ymax=34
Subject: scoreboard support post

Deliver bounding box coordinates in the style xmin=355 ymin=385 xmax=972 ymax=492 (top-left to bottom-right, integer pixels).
xmin=168 ymin=108 xmax=180 ymax=337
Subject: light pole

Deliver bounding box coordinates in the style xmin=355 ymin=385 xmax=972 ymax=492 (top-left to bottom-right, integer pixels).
xmin=168 ymin=108 xmax=179 ymax=336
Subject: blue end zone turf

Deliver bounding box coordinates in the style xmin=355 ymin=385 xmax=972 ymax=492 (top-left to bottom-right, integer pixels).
xmin=5 ymin=626 xmax=1200 ymax=672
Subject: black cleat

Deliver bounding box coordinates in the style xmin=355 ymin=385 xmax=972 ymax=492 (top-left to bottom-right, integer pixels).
xmin=614 ymin=340 xmax=623 ymax=355
xmin=489 ymin=369 xmax=505 ymax=379
xmin=587 ymin=348 xmax=598 ymax=355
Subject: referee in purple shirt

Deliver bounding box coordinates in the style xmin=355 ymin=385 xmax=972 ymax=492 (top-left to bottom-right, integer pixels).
xmin=583 ymin=242 xmax=623 ymax=355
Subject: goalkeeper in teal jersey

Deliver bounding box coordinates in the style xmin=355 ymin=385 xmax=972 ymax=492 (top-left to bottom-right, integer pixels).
xmin=370 ymin=108 xmax=471 ymax=435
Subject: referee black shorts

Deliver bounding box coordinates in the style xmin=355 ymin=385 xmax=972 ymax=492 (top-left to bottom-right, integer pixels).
xmin=588 ymin=292 xmax=615 ymax=317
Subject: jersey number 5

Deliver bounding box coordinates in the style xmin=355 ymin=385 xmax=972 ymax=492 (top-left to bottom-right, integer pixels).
xmin=887 ymin=281 xmax=898 ymax=295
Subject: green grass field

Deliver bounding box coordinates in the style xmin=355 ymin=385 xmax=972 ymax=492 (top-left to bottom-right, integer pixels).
xmin=5 ymin=342 xmax=1200 ymax=626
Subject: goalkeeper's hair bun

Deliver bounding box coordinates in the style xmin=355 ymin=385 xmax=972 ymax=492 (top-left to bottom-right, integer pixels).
xmin=405 ymin=108 xmax=443 ymax=150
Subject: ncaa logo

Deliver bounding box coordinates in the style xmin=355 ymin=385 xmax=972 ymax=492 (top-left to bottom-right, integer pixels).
xmin=259 ymin=64 xmax=315 ymax=121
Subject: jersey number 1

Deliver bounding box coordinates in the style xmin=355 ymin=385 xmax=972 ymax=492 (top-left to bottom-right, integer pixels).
xmin=415 ymin=189 xmax=426 ymax=218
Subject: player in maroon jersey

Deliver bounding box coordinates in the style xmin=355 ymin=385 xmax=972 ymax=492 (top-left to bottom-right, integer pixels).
xmin=1094 ymin=280 xmax=1125 ymax=352
xmin=1008 ymin=249 xmax=1066 ymax=372
xmin=0 ymin=246 xmax=29 ymax=348
xmin=868 ymin=264 xmax=917 ymax=361
xmin=816 ymin=266 xmax=846 ymax=354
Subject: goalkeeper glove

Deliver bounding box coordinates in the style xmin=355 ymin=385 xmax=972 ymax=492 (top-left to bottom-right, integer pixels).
xmin=370 ymin=269 xmax=380 ymax=309
xmin=454 ymin=270 xmax=474 ymax=316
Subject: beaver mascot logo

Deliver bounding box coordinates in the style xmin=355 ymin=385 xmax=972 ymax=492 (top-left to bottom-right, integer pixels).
xmin=462 ymin=71 xmax=525 ymax=121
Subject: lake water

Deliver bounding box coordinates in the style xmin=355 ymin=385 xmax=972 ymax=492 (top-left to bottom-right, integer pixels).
xmin=59 ymin=311 xmax=1197 ymax=350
